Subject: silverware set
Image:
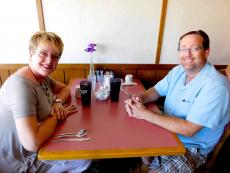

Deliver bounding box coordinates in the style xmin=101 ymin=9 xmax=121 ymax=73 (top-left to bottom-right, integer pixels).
xmin=121 ymin=87 xmax=132 ymax=98
xmin=52 ymin=128 xmax=91 ymax=142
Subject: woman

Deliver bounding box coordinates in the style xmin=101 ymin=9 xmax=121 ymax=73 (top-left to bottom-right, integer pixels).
xmin=0 ymin=31 xmax=91 ymax=172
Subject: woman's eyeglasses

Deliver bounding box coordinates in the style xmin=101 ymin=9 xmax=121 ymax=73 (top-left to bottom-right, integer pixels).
xmin=36 ymin=49 xmax=60 ymax=60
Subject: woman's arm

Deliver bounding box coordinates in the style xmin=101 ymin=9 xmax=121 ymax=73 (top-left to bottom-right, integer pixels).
xmin=51 ymin=80 xmax=74 ymax=120
xmin=52 ymin=80 xmax=71 ymax=104
xmin=14 ymin=80 xmax=77 ymax=152
xmin=15 ymin=104 xmax=77 ymax=152
xmin=15 ymin=115 xmax=58 ymax=152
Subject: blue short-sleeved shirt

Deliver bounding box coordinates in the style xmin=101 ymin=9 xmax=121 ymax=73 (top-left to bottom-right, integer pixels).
xmin=154 ymin=62 xmax=230 ymax=155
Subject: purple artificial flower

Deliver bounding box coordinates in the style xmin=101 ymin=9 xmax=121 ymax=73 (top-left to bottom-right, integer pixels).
xmin=85 ymin=43 xmax=97 ymax=53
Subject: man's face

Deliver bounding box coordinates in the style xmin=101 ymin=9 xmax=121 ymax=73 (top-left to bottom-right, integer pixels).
xmin=178 ymin=34 xmax=209 ymax=73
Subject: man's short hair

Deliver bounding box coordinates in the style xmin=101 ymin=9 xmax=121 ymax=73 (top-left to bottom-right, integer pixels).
xmin=178 ymin=30 xmax=210 ymax=50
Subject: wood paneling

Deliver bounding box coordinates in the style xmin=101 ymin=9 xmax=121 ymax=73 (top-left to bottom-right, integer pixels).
xmin=0 ymin=70 xmax=10 ymax=86
xmin=50 ymin=69 xmax=65 ymax=84
xmin=0 ymin=64 xmax=227 ymax=88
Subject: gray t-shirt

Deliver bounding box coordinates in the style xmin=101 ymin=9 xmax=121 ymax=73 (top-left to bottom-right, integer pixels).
xmin=0 ymin=75 xmax=55 ymax=172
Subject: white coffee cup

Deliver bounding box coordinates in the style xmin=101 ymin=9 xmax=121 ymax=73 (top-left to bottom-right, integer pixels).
xmin=125 ymin=74 xmax=133 ymax=83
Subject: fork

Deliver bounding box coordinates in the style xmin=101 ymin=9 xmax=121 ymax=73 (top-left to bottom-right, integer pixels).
xmin=121 ymin=88 xmax=132 ymax=98
xmin=52 ymin=137 xmax=91 ymax=142
xmin=55 ymin=129 xmax=87 ymax=139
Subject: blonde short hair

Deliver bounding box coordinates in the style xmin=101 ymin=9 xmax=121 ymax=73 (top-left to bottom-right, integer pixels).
xmin=29 ymin=31 xmax=64 ymax=57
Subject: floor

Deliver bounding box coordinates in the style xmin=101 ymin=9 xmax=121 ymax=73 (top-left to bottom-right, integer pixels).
xmin=83 ymin=153 xmax=230 ymax=173
xmin=83 ymin=157 xmax=147 ymax=173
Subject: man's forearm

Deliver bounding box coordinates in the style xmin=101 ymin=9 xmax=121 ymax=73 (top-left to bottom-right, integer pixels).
xmin=141 ymin=87 xmax=160 ymax=104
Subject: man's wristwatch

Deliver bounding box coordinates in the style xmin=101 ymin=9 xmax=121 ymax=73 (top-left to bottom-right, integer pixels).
xmin=54 ymin=98 xmax=64 ymax=104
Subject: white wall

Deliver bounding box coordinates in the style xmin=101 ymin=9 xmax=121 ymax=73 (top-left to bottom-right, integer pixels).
xmin=0 ymin=0 xmax=39 ymax=63
xmin=0 ymin=0 xmax=229 ymax=64
xmin=42 ymin=0 xmax=162 ymax=64
xmin=161 ymin=0 xmax=230 ymax=64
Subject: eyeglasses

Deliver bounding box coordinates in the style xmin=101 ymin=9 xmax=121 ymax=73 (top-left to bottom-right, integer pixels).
xmin=36 ymin=49 xmax=60 ymax=60
xmin=177 ymin=46 xmax=203 ymax=54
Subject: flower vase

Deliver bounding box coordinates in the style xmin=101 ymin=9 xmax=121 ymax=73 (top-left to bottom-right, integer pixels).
xmin=89 ymin=56 xmax=95 ymax=77
xmin=88 ymin=56 xmax=96 ymax=91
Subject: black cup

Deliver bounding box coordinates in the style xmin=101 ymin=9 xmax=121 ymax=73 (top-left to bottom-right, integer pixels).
xmin=110 ymin=78 xmax=121 ymax=102
xmin=80 ymin=80 xmax=92 ymax=106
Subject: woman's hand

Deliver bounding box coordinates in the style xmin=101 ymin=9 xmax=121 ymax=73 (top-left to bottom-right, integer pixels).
xmin=51 ymin=102 xmax=66 ymax=120
xmin=52 ymin=103 xmax=77 ymax=120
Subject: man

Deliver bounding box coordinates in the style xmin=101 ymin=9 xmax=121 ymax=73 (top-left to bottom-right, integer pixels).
xmin=125 ymin=30 xmax=230 ymax=172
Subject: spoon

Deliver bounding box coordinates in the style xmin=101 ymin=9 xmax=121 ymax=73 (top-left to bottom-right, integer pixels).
xmin=55 ymin=129 xmax=87 ymax=138
xmin=52 ymin=137 xmax=91 ymax=142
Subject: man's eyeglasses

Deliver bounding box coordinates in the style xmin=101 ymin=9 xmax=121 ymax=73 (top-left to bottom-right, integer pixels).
xmin=36 ymin=49 xmax=60 ymax=60
xmin=177 ymin=46 xmax=203 ymax=54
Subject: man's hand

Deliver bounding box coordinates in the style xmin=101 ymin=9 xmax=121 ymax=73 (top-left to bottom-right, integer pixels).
xmin=124 ymin=95 xmax=148 ymax=120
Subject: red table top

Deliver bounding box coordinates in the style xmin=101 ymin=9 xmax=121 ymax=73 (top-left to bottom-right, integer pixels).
xmin=38 ymin=78 xmax=185 ymax=160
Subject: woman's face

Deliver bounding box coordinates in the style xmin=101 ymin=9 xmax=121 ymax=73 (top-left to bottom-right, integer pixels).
xmin=29 ymin=43 xmax=60 ymax=78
